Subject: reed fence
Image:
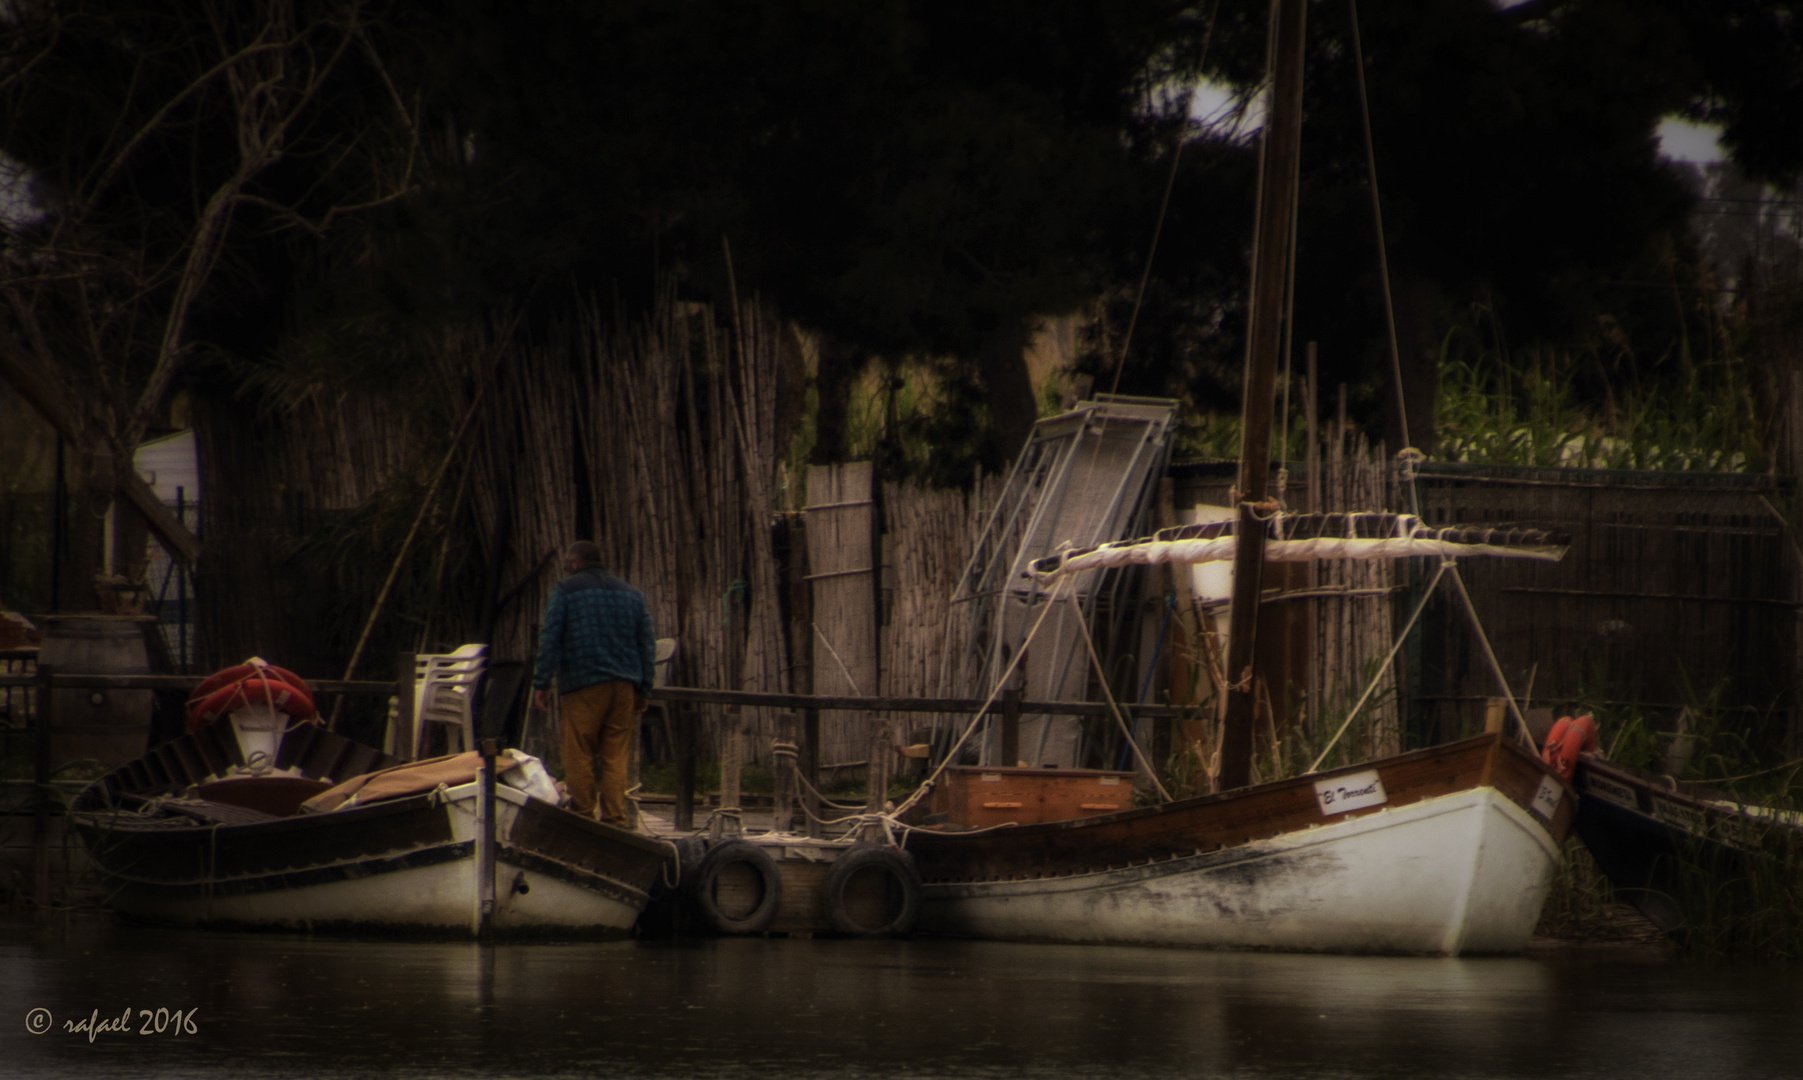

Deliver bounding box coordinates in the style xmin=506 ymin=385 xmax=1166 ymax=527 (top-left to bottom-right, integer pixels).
xmin=1170 ymin=431 xmax=1401 ymax=759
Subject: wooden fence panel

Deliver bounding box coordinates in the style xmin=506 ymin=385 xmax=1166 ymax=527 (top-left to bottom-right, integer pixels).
xmin=1410 ymin=467 xmax=1799 ymax=749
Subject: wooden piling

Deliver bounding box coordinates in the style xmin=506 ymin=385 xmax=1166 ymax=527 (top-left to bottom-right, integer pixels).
xmin=773 ymin=711 xmax=798 ymax=833
xmin=717 ymin=705 xmax=742 ymax=838
xmin=474 ymin=738 xmax=498 ymax=940
xmin=1483 ymin=697 xmax=1507 ymax=736
xmin=802 ymin=707 xmax=821 ymax=838
xmin=393 ymin=651 xmax=416 ymax=759
xmin=674 ymin=702 xmax=696 ymax=831
xmin=1001 ymin=687 xmax=1021 ymax=767
xmin=32 ymin=663 xmax=52 ymax=909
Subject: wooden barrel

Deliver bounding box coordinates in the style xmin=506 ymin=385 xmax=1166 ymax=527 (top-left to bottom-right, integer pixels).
xmin=39 ymin=615 xmax=156 ymax=772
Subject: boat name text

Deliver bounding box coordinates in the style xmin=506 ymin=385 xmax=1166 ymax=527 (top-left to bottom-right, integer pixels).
xmin=1314 ymin=771 xmax=1388 ymax=815
xmin=1581 ymin=773 xmax=1640 ymax=812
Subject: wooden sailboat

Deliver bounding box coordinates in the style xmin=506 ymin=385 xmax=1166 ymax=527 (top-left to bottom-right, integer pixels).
xmin=901 ymin=511 xmax=1577 ymax=953
xmin=71 ymin=713 xmax=674 ymax=936
xmin=907 ymin=734 xmax=1572 ymax=953
xmin=897 ymin=0 xmax=1575 ymax=955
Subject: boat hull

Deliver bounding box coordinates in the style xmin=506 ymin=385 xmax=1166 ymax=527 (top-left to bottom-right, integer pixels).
xmin=83 ymin=788 xmax=665 ymax=935
xmin=906 ymin=734 xmax=1571 ymax=955
xmin=72 ymin=721 xmax=672 ymax=936
xmin=1571 ymin=757 xmax=1794 ymax=934
xmin=918 ymin=786 xmax=1556 ymax=953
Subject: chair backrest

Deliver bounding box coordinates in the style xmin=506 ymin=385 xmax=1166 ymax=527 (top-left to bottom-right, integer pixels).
xmin=654 ymin=638 xmax=677 ymax=689
xmin=413 ymin=643 xmax=489 ymax=757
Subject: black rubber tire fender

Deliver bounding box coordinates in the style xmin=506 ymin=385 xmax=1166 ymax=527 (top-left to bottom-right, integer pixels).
xmin=821 ymin=844 xmax=922 ymax=937
xmin=689 ymin=839 xmax=783 ymax=934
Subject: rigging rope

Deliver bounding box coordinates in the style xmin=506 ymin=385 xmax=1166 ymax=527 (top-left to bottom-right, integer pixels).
xmin=1347 ymin=0 xmax=1416 ymax=509
xmin=889 ymin=575 xmax=1076 ymax=821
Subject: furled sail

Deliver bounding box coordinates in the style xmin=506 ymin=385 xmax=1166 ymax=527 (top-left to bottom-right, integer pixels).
xmin=1030 ymin=512 xmax=1570 ymax=579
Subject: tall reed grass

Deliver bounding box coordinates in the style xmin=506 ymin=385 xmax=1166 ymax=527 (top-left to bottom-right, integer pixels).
xmin=1434 ymin=337 xmax=1766 ymax=472
xmin=1543 ymin=694 xmax=1803 ymax=955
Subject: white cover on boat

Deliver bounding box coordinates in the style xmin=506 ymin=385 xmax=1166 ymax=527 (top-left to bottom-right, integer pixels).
xmin=498 ymin=752 xmax=561 ymax=804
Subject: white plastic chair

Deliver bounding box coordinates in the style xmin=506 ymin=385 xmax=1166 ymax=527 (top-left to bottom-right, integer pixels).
xmin=413 ymin=643 xmax=487 ymax=758
xmin=645 ymin=638 xmax=678 ymax=751
xmin=653 ymin=638 xmax=677 ymax=688
xmin=625 ymin=638 xmax=680 ymax=825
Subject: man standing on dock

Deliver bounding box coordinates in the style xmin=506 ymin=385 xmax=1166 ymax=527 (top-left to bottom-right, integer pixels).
xmin=532 ymin=541 xmax=656 ymax=827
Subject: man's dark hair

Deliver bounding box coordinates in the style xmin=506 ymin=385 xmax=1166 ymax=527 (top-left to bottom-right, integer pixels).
xmin=567 ymin=541 xmax=602 ymax=567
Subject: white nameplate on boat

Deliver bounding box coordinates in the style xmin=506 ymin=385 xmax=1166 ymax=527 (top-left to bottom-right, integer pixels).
xmin=1532 ymin=775 xmax=1564 ymax=819
xmin=1314 ymin=770 xmax=1387 ymax=815
xmin=1582 ymin=772 xmax=1640 ymax=811
xmin=1652 ymin=797 xmax=1707 ymax=838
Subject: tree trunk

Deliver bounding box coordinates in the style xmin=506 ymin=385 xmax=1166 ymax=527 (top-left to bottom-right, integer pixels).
xmin=191 ymin=395 xmax=296 ymax=671
xmin=59 ymin=489 xmax=109 ymax=613
xmin=977 ymin=318 xmax=1038 ymax=467
xmin=810 ymin=333 xmax=863 ymax=465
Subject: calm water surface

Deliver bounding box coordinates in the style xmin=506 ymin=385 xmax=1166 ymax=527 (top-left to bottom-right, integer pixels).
xmin=3 ymin=915 xmax=1800 ymax=1079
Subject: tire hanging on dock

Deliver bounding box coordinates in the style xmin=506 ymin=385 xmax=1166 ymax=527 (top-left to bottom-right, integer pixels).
xmin=821 ymin=844 xmax=921 ymax=937
xmin=689 ymin=840 xmax=783 ymax=934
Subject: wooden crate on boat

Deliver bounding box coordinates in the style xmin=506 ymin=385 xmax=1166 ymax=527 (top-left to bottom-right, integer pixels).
xmin=932 ymin=765 xmax=1136 ymax=828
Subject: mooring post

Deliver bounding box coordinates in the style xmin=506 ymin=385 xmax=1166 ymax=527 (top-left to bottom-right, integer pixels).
xmin=674 ymin=702 xmax=695 ymax=831
xmin=864 ymin=708 xmax=889 ymax=817
xmin=474 ymin=738 xmax=498 ymax=941
xmin=32 ymin=663 xmax=54 ymax=909
xmin=773 ymin=710 xmax=798 ymax=833
xmin=394 ymin=651 xmax=416 ymax=760
xmin=1001 ymin=687 xmax=1021 ymax=768
xmin=802 ymin=706 xmax=821 ymax=839
xmin=716 ymin=705 xmax=743 ymax=840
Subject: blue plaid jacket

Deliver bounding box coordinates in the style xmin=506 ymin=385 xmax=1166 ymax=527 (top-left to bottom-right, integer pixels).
xmin=532 ymin=567 xmax=656 ymax=694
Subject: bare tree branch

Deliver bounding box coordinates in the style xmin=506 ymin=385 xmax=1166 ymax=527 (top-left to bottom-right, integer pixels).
xmin=124 ymin=1 xmax=372 ymax=448
xmin=79 ymin=37 xmax=289 ymax=207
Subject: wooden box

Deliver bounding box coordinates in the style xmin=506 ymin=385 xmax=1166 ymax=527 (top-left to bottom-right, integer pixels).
xmin=931 ymin=765 xmax=1136 ymax=828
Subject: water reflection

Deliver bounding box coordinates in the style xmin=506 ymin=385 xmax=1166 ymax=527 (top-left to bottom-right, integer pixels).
xmin=4 ymin=915 xmax=1799 ymax=1079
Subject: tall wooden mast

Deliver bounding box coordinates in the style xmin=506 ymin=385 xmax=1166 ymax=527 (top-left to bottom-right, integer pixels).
xmin=1217 ymin=0 xmax=1307 ymax=790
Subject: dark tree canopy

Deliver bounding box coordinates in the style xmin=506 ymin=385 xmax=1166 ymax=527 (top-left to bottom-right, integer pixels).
xmin=430 ymin=1 xmax=1209 ymax=357
xmin=1087 ymin=0 xmax=1803 ymax=455
xmin=6 ymin=0 xmax=1802 ymax=478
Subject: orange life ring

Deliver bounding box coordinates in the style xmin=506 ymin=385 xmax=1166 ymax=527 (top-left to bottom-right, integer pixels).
xmin=185 ymin=663 xmax=320 ymax=731
xmin=1539 ymin=714 xmax=1597 ymax=780
xmin=188 ymin=660 xmax=309 ymax=707
xmin=188 ymin=662 xmax=262 ymax=704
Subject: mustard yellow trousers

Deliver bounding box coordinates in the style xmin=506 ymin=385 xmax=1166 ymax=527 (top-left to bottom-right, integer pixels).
xmin=560 ymin=680 xmax=637 ymax=824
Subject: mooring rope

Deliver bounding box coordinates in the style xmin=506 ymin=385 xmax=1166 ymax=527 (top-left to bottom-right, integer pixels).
xmin=1308 ymin=559 xmax=1449 ymax=773
xmin=888 ymin=574 xmax=1076 ymax=821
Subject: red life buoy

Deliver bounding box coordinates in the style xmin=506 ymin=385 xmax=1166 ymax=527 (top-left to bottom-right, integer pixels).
xmin=188 ymin=662 xmax=262 ymax=704
xmin=1539 ymin=714 xmax=1597 ymax=780
xmin=188 ymin=659 xmax=309 ymax=709
xmin=185 ymin=661 xmax=320 ymax=731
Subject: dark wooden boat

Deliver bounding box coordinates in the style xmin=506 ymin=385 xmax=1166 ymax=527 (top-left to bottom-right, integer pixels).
xmin=903 ymin=733 xmax=1574 ymax=955
xmin=71 ymin=715 xmax=674 ymax=936
xmin=1572 ymin=755 xmax=1800 ymax=933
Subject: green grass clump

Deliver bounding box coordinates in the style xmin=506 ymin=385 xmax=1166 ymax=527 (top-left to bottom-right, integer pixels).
xmin=1434 ymin=338 xmax=1764 ymax=472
